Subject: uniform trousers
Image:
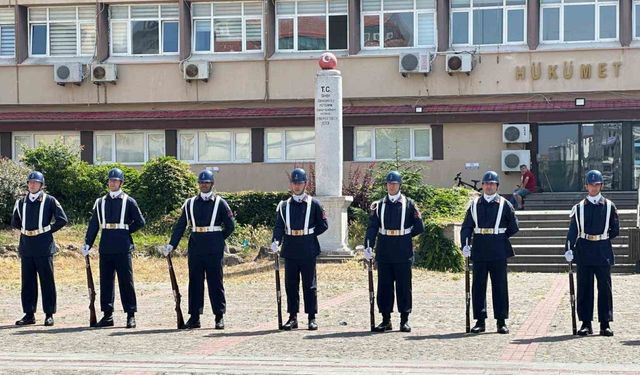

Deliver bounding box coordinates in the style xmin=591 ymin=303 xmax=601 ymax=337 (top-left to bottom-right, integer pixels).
xmin=21 ymin=255 xmax=56 ymax=315
xmin=376 ymin=261 xmax=412 ymax=315
xmin=472 ymin=259 xmax=509 ymax=320
xmin=284 ymin=258 xmax=318 ymax=315
xmin=576 ymin=264 xmax=613 ymax=323
xmin=188 ymin=254 xmax=226 ymax=316
xmin=99 ymin=252 xmax=137 ymax=314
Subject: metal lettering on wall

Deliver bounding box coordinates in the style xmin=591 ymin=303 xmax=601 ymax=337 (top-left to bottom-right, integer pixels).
xmin=316 ymin=85 xmax=338 ymax=128
xmin=515 ymin=62 xmax=622 ymax=81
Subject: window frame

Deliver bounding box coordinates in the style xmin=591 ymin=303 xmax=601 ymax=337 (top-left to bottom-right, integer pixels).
xmin=0 ymin=7 xmax=16 ymax=58
xmin=264 ymin=128 xmax=316 ymax=163
xmin=450 ymin=0 xmax=526 ymax=47
xmin=109 ymin=4 xmax=180 ymax=57
xmin=93 ymin=130 xmax=166 ymax=165
xmin=276 ymin=0 xmax=349 ymax=52
xmin=28 ymin=6 xmax=96 ymax=57
xmin=176 ymin=129 xmax=252 ymax=163
xmin=353 ymin=125 xmax=433 ymax=161
xmin=361 ymin=0 xmax=437 ymax=50
xmin=12 ymin=131 xmax=81 ymax=160
xmin=191 ymin=1 xmax=264 ymax=54
xmin=540 ymin=0 xmax=618 ymax=44
xmin=633 ymin=0 xmax=640 ymax=40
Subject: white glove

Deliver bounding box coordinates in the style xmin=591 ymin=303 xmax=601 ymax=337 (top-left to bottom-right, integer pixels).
xmin=462 ymin=245 xmax=471 ymax=258
xmin=162 ymin=244 xmax=173 ymax=256
xmin=364 ymin=247 xmax=374 ymax=261
xmin=564 ymin=250 xmax=574 ymax=262
xmin=270 ymin=241 xmax=280 ymax=254
xmin=81 ymin=244 xmax=91 ymax=257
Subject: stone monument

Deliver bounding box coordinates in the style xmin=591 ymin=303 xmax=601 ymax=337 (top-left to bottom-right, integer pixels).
xmin=314 ymin=52 xmax=354 ymax=260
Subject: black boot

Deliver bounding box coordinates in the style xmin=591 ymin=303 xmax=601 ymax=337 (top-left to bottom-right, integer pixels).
xmin=577 ymin=321 xmax=593 ymax=336
xmin=373 ymin=314 xmax=392 ymax=333
xmin=400 ymin=313 xmax=411 ymax=333
xmin=126 ymin=313 xmax=136 ymax=329
xmin=308 ymin=314 xmax=318 ymax=331
xmin=95 ymin=313 xmax=114 ymax=328
xmin=215 ymin=314 xmax=225 ymax=330
xmin=15 ymin=314 xmax=36 ymax=326
xmin=497 ymin=319 xmax=509 ymax=334
xmin=283 ymin=315 xmax=298 ymax=331
xmin=470 ymin=319 xmax=485 ymax=334
xmin=44 ymin=314 xmax=54 ymax=327
xmin=600 ymin=322 xmax=614 ymax=337
xmin=184 ymin=315 xmax=201 ymax=329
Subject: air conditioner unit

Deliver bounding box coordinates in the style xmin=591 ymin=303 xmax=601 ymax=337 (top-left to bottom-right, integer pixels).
xmin=183 ymin=61 xmax=210 ymax=82
xmin=502 ymin=150 xmax=530 ymax=172
xmin=54 ymin=63 xmax=83 ymax=85
xmin=446 ymin=53 xmax=474 ymax=75
xmin=399 ymin=52 xmax=431 ymax=76
xmin=91 ymin=63 xmax=117 ymax=84
xmin=503 ymin=123 xmax=531 ymax=143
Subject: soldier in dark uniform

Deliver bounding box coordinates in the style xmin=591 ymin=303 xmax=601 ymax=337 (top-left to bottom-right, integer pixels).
xmin=83 ymin=168 xmax=145 ymax=329
xmin=162 ymin=169 xmax=235 ymax=329
xmin=11 ymin=171 xmax=68 ymax=326
xmin=364 ymin=171 xmax=424 ymax=333
xmin=271 ymin=168 xmax=328 ymax=331
xmin=564 ymin=170 xmax=619 ymax=337
xmin=460 ymin=171 xmax=519 ymax=334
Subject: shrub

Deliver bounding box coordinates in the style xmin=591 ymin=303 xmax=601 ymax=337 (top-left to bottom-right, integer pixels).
xmin=0 ymin=158 xmax=29 ymax=226
xmin=134 ymin=157 xmax=197 ymax=223
xmin=415 ymin=221 xmax=464 ymax=272
xmin=222 ymin=191 xmax=289 ymax=227
xmin=344 ymin=162 xmax=376 ymax=211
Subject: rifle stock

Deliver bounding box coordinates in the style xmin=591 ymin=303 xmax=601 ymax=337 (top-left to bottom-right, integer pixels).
xmin=275 ymin=252 xmax=283 ymax=330
xmin=367 ymin=258 xmax=375 ymax=332
xmin=85 ymin=255 xmax=97 ymax=327
xmin=464 ymin=239 xmax=471 ymax=333
xmin=569 ymin=261 xmax=577 ymax=335
xmin=167 ymin=254 xmax=185 ymax=329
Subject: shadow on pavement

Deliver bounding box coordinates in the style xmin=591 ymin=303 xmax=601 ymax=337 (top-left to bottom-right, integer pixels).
xmin=110 ymin=328 xmax=184 ymax=336
xmin=303 ymin=331 xmax=376 ymax=339
xmin=406 ymin=332 xmax=470 ymax=340
xmin=205 ymin=329 xmax=282 ymax=338
xmin=510 ymin=334 xmax=577 ymax=344
xmin=622 ymin=340 xmax=640 ymax=346
xmin=12 ymin=326 xmax=109 ymax=334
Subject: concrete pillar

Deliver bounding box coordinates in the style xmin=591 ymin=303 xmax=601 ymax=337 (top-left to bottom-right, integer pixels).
xmin=314 ymin=54 xmax=353 ymax=259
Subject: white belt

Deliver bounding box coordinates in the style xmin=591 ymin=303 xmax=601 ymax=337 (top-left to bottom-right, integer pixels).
xmin=379 ymin=227 xmax=412 ymax=236
xmin=286 ymin=227 xmax=315 ymax=236
xmin=21 ymin=225 xmax=52 ymax=237
xmin=473 ymin=228 xmax=507 ymax=235
xmin=101 ymin=223 xmax=129 ymax=230
xmin=192 ymin=226 xmax=223 ymax=233
xmin=579 ymin=233 xmax=609 ymax=241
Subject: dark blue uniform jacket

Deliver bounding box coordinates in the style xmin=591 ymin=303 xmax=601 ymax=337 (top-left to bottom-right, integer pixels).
xmin=85 ymin=193 xmax=146 ymax=254
xmin=272 ymin=196 xmax=328 ymax=260
xmin=565 ymin=197 xmax=619 ymax=266
xmin=12 ymin=194 xmax=68 ymax=257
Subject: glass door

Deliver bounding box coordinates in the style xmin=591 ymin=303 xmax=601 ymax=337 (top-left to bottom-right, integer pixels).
xmin=582 ymin=123 xmax=622 ymax=190
xmin=537 ymin=124 xmax=581 ymax=192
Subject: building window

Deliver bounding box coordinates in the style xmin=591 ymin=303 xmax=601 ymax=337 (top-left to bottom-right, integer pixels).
xmin=265 ymin=128 xmax=315 ymax=162
xmin=192 ymin=2 xmax=263 ymax=53
xmin=94 ymin=131 xmax=165 ymax=164
xmin=28 ymin=6 xmax=96 ymax=57
xmin=541 ymin=0 xmax=617 ymax=43
xmin=451 ymin=0 xmax=525 ymax=46
xmin=110 ymin=4 xmax=179 ymax=56
xmin=354 ymin=126 xmax=431 ymax=161
xmin=361 ymin=0 xmax=435 ymax=49
xmin=276 ymin=0 xmax=348 ymax=52
xmin=0 ymin=8 xmax=15 ymax=57
xmin=177 ymin=129 xmax=251 ymax=163
xmin=13 ymin=132 xmax=81 ymax=160
xmin=634 ymin=0 xmax=640 ymax=39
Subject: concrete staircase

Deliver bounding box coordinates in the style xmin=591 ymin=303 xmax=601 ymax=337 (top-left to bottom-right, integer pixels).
xmin=510 ymin=209 xmax=637 ymax=273
xmin=524 ymin=191 xmax=638 ymax=210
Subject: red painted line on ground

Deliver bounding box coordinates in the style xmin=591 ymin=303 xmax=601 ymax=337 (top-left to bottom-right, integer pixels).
xmin=500 ymin=275 xmax=566 ymax=362
xmin=191 ymin=288 xmax=363 ymax=356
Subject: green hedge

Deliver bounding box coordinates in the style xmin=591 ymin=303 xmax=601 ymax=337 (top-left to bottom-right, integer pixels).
xmin=222 ymin=191 xmax=289 ymax=227
xmin=0 ymin=158 xmax=29 ymax=226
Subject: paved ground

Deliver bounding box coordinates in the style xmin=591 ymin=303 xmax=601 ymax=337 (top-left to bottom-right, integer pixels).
xmin=0 ymin=259 xmax=639 ymax=374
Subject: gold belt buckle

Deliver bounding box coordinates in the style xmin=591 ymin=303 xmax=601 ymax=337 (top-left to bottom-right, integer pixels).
xmin=480 ymin=228 xmax=494 ymax=234
xmin=194 ymin=227 xmax=207 ymax=233
xmin=586 ymin=234 xmax=600 ymax=241
xmin=105 ymin=224 xmax=116 ymax=229
xmin=387 ymin=230 xmax=401 ymax=236
xmin=24 ymin=229 xmax=38 ymax=236
xmin=290 ymin=230 xmax=304 ymax=236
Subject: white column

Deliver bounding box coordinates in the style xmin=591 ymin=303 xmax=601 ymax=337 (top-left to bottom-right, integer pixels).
xmin=314 ymin=63 xmax=353 ymax=259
